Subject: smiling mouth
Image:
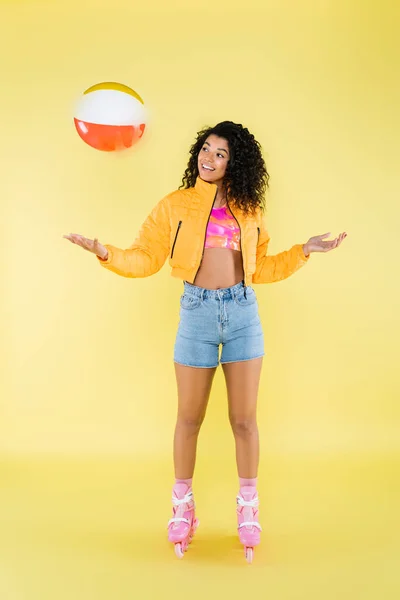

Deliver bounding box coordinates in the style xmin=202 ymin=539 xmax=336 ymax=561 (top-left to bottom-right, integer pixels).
xmin=201 ymin=164 xmax=215 ymax=171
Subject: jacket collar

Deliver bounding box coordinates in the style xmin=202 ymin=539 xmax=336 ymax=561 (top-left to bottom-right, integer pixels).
xmin=194 ymin=176 xmax=218 ymax=201
xmin=193 ymin=176 xmax=246 ymax=222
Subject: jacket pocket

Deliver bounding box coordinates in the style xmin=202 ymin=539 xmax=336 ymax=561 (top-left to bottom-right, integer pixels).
xmin=171 ymin=221 xmax=182 ymax=259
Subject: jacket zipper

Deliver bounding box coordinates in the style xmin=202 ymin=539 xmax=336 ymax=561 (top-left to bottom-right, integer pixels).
xmin=171 ymin=220 xmax=182 ymax=259
xmin=193 ymin=190 xmax=217 ymax=281
xmin=228 ymin=203 xmax=246 ymax=294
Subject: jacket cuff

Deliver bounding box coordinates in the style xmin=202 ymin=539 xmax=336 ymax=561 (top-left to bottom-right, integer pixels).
xmin=96 ymin=245 xmax=113 ymax=265
xmin=299 ymin=244 xmax=310 ymax=261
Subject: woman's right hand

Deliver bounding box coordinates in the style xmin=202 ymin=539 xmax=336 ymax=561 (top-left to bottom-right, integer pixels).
xmin=63 ymin=233 xmax=108 ymax=260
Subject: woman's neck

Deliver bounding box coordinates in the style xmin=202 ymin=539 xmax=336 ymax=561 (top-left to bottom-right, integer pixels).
xmin=213 ymin=185 xmax=227 ymax=208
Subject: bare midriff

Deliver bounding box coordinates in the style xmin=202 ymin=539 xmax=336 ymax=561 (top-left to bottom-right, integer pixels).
xmin=193 ymin=248 xmax=244 ymax=290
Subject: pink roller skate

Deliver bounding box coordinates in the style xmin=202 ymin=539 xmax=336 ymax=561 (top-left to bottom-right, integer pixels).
xmin=168 ymin=482 xmax=199 ymax=559
xmin=236 ymin=486 xmax=262 ymax=563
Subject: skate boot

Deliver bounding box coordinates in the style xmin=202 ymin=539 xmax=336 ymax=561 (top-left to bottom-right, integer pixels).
xmin=168 ymin=482 xmax=199 ymax=559
xmin=236 ymin=486 xmax=262 ymax=563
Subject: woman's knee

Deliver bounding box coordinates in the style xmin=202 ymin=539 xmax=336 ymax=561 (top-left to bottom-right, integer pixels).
xmin=176 ymin=414 xmax=205 ymax=435
xmin=229 ymin=415 xmax=258 ymax=437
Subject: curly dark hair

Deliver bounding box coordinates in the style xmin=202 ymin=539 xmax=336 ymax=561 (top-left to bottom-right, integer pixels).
xmin=179 ymin=121 xmax=270 ymax=214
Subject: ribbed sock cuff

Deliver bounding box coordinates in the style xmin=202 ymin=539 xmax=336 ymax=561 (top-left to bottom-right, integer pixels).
xmin=175 ymin=478 xmax=193 ymax=487
xmin=239 ymin=477 xmax=257 ymax=488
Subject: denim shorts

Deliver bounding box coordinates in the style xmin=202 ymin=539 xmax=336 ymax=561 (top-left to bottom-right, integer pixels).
xmin=174 ymin=280 xmax=265 ymax=368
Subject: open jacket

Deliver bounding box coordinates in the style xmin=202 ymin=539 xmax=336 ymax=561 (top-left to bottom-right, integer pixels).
xmin=97 ymin=176 xmax=310 ymax=285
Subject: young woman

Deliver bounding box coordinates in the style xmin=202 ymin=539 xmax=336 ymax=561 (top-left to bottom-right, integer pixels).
xmin=64 ymin=121 xmax=347 ymax=562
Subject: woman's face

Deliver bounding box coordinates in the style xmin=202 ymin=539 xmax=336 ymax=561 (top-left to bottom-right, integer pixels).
xmin=197 ymin=134 xmax=230 ymax=185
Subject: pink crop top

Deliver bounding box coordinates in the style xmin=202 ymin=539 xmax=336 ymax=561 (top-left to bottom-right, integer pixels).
xmin=204 ymin=205 xmax=241 ymax=251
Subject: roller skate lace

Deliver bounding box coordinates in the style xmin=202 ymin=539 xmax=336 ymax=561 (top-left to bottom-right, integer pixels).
xmin=236 ymin=493 xmax=262 ymax=531
xmin=168 ymin=490 xmax=194 ymax=527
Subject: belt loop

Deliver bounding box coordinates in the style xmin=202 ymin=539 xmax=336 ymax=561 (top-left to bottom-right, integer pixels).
xmin=243 ymin=279 xmax=247 ymax=299
xmin=201 ymin=288 xmax=205 ymax=302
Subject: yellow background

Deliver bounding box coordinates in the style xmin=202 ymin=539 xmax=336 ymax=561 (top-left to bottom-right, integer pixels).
xmin=1 ymin=0 xmax=399 ymax=598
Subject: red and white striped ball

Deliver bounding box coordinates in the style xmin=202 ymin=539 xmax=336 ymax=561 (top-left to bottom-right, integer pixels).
xmin=74 ymin=82 xmax=146 ymax=151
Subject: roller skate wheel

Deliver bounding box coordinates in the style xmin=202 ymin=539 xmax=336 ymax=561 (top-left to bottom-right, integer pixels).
xmin=245 ymin=547 xmax=254 ymax=563
xmin=174 ymin=543 xmax=184 ymax=559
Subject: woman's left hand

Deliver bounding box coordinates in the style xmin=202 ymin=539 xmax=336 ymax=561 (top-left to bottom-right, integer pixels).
xmin=303 ymin=232 xmax=347 ymax=256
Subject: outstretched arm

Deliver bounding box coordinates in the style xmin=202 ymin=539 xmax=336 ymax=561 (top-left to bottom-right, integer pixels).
xmin=64 ymin=196 xmax=171 ymax=278
xmin=253 ymin=215 xmax=310 ymax=284
xmin=253 ymin=214 xmax=347 ymax=284
xmin=96 ymin=196 xmax=171 ymax=278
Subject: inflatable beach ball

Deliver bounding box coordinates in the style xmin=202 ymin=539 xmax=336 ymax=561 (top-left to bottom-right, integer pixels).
xmin=74 ymin=82 xmax=146 ymax=151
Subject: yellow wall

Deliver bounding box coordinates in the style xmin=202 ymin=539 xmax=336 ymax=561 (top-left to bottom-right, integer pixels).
xmin=1 ymin=0 xmax=399 ymax=458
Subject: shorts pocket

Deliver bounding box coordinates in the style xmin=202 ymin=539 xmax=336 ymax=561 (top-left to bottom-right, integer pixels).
xmin=234 ymin=286 xmax=257 ymax=307
xmin=180 ymin=293 xmax=202 ymax=310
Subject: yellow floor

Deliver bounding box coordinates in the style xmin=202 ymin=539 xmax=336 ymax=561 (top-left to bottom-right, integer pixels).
xmin=0 ymin=454 xmax=398 ymax=600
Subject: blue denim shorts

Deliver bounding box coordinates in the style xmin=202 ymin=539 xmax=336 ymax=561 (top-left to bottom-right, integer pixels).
xmin=174 ymin=281 xmax=265 ymax=368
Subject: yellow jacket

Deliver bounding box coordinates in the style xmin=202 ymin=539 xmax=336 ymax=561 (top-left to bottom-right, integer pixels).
xmin=97 ymin=176 xmax=310 ymax=285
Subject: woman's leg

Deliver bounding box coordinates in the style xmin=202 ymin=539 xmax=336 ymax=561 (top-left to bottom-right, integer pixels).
xmin=173 ymin=363 xmax=217 ymax=479
xmin=222 ymin=357 xmax=263 ymax=478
